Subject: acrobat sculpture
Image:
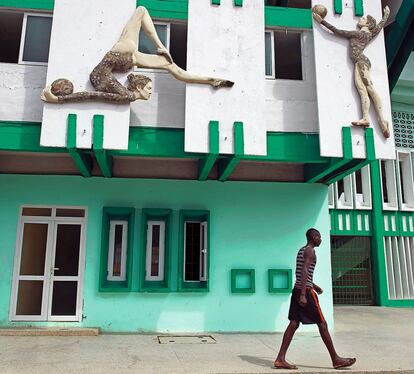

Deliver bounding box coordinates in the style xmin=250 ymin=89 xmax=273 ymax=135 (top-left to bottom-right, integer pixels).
xmin=42 ymin=6 xmax=234 ymax=104
xmin=313 ymin=5 xmax=390 ymax=139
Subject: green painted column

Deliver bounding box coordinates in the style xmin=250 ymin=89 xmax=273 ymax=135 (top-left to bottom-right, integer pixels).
xmin=370 ymin=160 xmax=389 ymax=305
xmin=334 ymin=0 xmax=343 ymax=15
xmin=354 ymin=0 xmax=364 ymax=17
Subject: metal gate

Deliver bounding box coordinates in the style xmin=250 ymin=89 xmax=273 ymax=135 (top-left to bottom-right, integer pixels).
xmin=331 ymin=236 xmax=373 ymax=305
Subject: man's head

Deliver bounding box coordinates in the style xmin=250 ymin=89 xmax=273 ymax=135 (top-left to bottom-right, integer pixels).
xmin=306 ymin=228 xmax=322 ymax=247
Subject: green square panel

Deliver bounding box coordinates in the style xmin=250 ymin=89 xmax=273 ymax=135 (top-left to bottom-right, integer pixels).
xmin=268 ymin=269 xmax=292 ymax=293
xmin=231 ymin=269 xmax=255 ymax=293
xmin=212 ymin=0 xmax=220 ymax=5
xmin=234 ymin=0 xmax=243 ymax=6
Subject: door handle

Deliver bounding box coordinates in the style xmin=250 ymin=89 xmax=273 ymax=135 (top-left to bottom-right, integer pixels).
xmin=53 ymin=267 xmax=60 ymax=271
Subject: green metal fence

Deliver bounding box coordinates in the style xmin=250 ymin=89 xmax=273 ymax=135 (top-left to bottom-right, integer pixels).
xmin=331 ymin=236 xmax=373 ymax=305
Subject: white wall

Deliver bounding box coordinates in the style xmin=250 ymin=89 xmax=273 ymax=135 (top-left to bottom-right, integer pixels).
xmin=0 ymin=63 xmax=46 ymax=122
xmin=312 ymin=0 xmax=395 ymax=159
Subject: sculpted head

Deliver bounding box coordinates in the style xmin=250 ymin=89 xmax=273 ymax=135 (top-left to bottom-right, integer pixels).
xmin=358 ymin=15 xmax=376 ymax=31
xmin=127 ymin=74 xmax=152 ymax=100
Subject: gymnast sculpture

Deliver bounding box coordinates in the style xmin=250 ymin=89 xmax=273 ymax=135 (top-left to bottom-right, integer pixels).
xmin=42 ymin=6 xmax=234 ymax=104
xmin=313 ymin=5 xmax=391 ymax=139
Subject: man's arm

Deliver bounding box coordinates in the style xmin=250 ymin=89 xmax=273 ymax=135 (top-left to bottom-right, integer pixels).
xmin=299 ymin=247 xmax=315 ymax=306
xmin=313 ymin=282 xmax=323 ymax=295
xmin=371 ymin=6 xmax=390 ymax=38
xmin=313 ymin=13 xmax=353 ymax=39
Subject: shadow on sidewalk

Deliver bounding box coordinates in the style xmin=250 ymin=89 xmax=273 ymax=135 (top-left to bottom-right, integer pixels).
xmin=238 ymin=355 xmax=273 ymax=368
xmin=239 ymin=355 xmax=334 ymax=371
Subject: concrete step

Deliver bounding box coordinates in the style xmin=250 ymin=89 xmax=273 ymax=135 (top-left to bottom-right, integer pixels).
xmin=0 ymin=327 xmax=99 ymax=336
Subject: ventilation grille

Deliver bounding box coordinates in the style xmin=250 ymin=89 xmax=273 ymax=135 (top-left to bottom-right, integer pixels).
xmin=393 ymin=110 xmax=414 ymax=149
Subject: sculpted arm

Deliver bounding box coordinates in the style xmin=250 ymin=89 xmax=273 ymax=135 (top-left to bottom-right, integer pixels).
xmin=371 ymin=6 xmax=390 ymax=38
xmin=313 ymin=13 xmax=354 ymax=38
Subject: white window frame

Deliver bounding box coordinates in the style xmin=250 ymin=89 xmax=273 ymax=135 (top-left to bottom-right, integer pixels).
xmin=352 ymin=165 xmax=372 ymax=210
xmin=335 ymin=175 xmax=353 ymax=210
xmin=265 ymin=30 xmax=276 ymax=79
xmin=18 ymin=12 xmax=53 ymax=66
xmin=264 ymin=28 xmax=305 ymax=81
xmin=9 ymin=205 xmax=87 ymax=322
xmin=107 ymin=220 xmax=128 ymax=282
xmin=200 ymin=221 xmax=208 ymax=281
xmin=380 ymin=160 xmax=399 ymax=211
xmin=183 ymin=220 xmax=208 ymax=282
xmin=136 ymin=21 xmax=171 ymax=74
xmin=396 ymin=151 xmax=414 ymax=211
xmin=328 ymin=184 xmax=335 ymax=209
xmin=145 ymin=220 xmax=165 ymax=281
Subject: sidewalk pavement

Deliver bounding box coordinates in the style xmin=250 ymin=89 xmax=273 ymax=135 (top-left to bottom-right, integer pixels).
xmin=1 ymin=306 xmax=413 ymax=374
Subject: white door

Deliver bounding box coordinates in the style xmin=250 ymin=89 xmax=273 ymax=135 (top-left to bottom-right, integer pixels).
xmin=11 ymin=212 xmax=86 ymax=322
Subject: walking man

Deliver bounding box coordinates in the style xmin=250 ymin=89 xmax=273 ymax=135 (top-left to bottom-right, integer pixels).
xmin=274 ymin=228 xmax=356 ymax=370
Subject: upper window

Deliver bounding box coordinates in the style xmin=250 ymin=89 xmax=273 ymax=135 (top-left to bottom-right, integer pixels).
xmin=265 ymin=30 xmax=303 ymax=80
xmin=0 ymin=11 xmax=52 ymax=65
xmin=397 ymin=152 xmax=414 ymax=211
xmin=265 ymin=0 xmax=311 ymax=8
xmin=138 ymin=21 xmax=188 ymax=70
xmin=353 ymin=165 xmax=372 ymax=210
xmin=380 ymin=160 xmax=398 ymax=211
xmin=335 ymin=175 xmax=353 ymax=210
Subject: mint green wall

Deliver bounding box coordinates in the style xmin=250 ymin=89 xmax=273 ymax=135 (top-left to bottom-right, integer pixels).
xmin=0 ymin=175 xmax=332 ymax=332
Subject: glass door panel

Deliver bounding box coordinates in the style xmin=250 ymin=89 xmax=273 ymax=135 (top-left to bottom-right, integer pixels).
xmin=51 ymin=281 xmax=78 ymax=316
xmin=49 ymin=223 xmax=82 ymax=319
xmin=19 ymin=223 xmax=48 ymax=276
xmin=16 ymin=280 xmax=44 ymax=315
xmin=14 ymin=222 xmax=50 ymax=319
xmin=53 ymin=224 xmax=81 ymax=276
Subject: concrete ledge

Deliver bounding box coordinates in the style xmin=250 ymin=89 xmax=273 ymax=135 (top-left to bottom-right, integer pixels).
xmin=0 ymin=327 xmax=99 ymax=336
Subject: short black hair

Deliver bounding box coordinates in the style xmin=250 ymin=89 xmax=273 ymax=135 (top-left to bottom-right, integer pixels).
xmin=306 ymin=228 xmax=320 ymax=241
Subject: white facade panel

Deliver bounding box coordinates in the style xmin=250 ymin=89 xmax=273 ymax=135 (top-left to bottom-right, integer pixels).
xmin=40 ymin=0 xmax=135 ymax=150
xmin=185 ymin=0 xmax=266 ymax=156
xmin=312 ymin=0 xmax=395 ymax=159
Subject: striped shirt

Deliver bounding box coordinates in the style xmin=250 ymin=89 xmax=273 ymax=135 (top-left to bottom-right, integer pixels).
xmin=294 ymin=246 xmax=316 ymax=289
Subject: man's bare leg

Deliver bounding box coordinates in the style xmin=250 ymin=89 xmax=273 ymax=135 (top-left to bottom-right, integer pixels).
xmin=274 ymin=320 xmax=299 ymax=370
xmin=317 ymin=321 xmax=356 ymax=369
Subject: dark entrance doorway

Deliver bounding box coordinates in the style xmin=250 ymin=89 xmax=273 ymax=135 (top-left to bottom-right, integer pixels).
xmin=331 ymin=236 xmax=374 ymax=305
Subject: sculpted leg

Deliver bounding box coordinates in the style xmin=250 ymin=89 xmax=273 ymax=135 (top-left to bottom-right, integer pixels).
xmin=352 ymin=64 xmax=370 ymax=127
xmin=133 ymin=51 xmax=234 ymax=88
xmin=362 ymin=67 xmax=390 ymax=138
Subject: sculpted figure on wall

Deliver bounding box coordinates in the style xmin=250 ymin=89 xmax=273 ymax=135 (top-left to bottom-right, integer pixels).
xmin=41 ymin=6 xmax=234 ymax=104
xmin=313 ymin=5 xmax=391 ymax=139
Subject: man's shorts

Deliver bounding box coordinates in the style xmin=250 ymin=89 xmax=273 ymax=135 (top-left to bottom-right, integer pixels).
xmin=288 ymin=287 xmax=325 ymax=324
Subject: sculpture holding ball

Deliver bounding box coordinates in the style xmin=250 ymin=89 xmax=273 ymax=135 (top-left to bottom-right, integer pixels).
xmin=312 ymin=4 xmax=391 ymax=139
